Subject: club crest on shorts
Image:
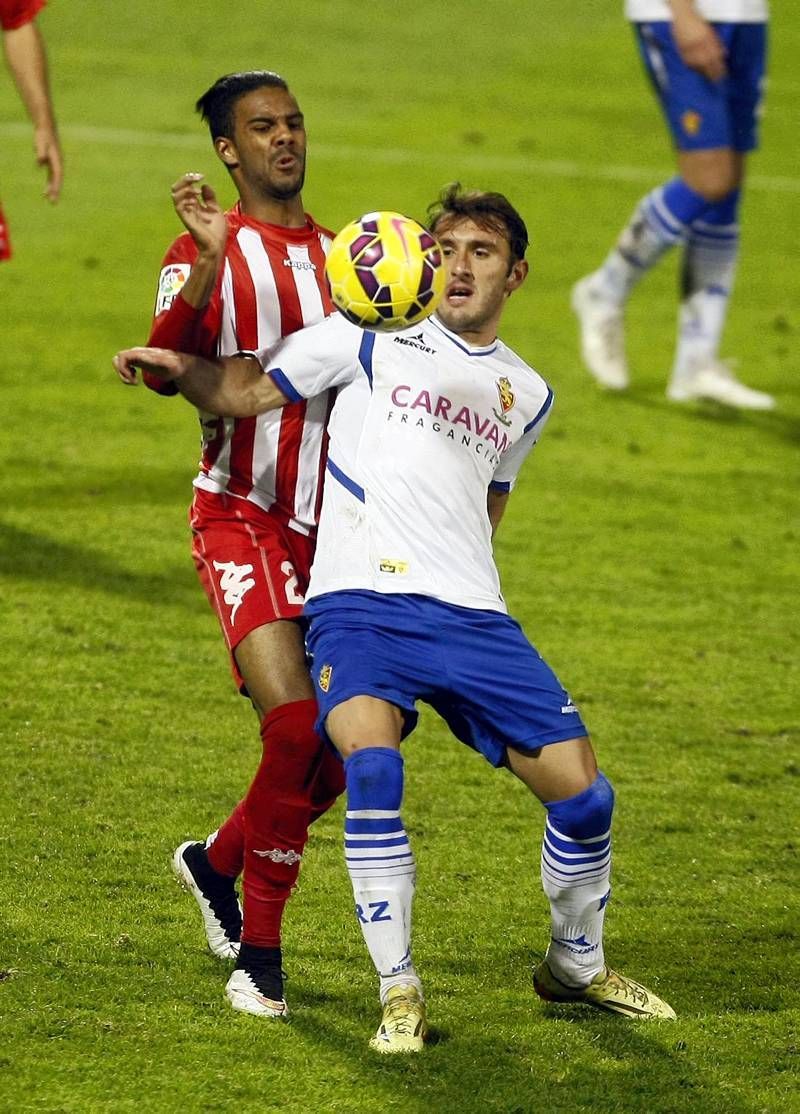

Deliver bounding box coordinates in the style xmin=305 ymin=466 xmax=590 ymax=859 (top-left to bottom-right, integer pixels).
xmin=681 ymin=109 xmax=702 ymax=137
xmin=493 ymin=376 xmax=515 ymax=426
xmin=318 ymin=663 xmax=333 ymax=692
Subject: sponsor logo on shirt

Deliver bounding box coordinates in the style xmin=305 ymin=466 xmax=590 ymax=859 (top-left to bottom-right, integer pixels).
xmin=492 ymin=376 xmax=515 ymax=426
xmin=379 ymin=559 xmax=408 ymax=574
xmin=393 ymin=332 xmax=436 ymax=354
xmin=212 ymin=560 xmax=255 ymax=625
xmin=283 ymin=257 xmax=317 ymax=271
xmin=155 ymin=263 xmax=190 ymax=314
xmin=387 ymin=384 xmax=511 ymax=466
xmin=318 ymin=663 xmax=333 ymax=692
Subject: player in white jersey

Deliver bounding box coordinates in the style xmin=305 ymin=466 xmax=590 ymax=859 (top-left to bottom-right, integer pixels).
xmin=573 ymin=0 xmax=773 ymax=409
xmin=142 ymin=71 xmax=344 ymax=1019
xmin=117 ymin=184 xmax=676 ymax=1051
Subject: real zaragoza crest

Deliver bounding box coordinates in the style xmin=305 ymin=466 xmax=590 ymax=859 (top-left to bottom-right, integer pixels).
xmin=493 ymin=376 xmax=515 ymax=426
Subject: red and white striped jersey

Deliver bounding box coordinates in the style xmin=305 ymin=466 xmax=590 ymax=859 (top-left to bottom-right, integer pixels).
xmin=148 ymin=203 xmax=336 ymax=536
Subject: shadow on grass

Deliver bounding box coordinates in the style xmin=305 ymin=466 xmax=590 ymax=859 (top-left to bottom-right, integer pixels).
xmin=607 ymin=387 xmax=800 ymax=446
xmin=285 ymin=983 xmax=753 ymax=1114
xmin=0 ymin=520 xmax=192 ymax=606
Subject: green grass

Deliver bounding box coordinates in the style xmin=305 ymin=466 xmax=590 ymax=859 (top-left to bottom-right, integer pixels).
xmin=1 ymin=2 xmax=799 ymax=1111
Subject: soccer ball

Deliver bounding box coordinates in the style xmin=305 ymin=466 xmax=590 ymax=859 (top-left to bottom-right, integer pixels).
xmin=325 ymin=211 xmax=445 ymax=331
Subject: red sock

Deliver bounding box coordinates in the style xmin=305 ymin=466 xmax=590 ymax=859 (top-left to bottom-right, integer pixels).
xmin=310 ymin=743 xmax=345 ymax=824
xmin=206 ymin=799 xmax=245 ymax=878
xmin=241 ymin=699 xmax=328 ymax=948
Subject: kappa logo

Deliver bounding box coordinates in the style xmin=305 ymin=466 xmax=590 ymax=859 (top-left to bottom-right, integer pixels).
xmin=212 ymin=560 xmax=255 ymax=625
xmin=252 ymin=848 xmax=303 ymax=865
xmin=282 ymin=257 xmax=317 ymax=271
xmin=492 ymin=376 xmax=515 ymax=426
xmin=393 ymin=331 xmax=436 ymax=354
xmin=318 ymin=663 xmax=333 ymax=692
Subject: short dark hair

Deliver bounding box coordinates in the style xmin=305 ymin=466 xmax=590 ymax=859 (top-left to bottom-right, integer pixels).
xmin=427 ymin=183 xmax=529 ymax=264
xmin=195 ymin=70 xmax=289 ymax=141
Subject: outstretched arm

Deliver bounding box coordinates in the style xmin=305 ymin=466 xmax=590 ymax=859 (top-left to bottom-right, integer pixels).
xmin=113 ymin=348 xmax=289 ymax=417
xmin=2 ymin=20 xmax=63 ymax=201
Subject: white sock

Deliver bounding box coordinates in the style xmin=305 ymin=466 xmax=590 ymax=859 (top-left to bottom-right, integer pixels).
xmin=672 ymin=215 xmax=739 ymax=382
xmin=541 ymin=816 xmax=611 ymax=988
xmin=343 ymin=749 xmax=421 ymax=1004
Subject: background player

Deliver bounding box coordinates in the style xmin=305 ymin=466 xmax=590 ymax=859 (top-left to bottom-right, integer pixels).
xmin=116 ymin=184 xmax=676 ymax=1053
xmin=572 ymin=0 xmax=773 ymax=409
xmin=145 ymin=70 xmax=343 ymax=1018
xmin=0 ymin=0 xmax=62 ymax=258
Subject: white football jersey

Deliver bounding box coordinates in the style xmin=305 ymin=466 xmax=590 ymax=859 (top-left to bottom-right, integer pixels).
xmin=259 ymin=312 xmax=553 ymax=614
xmin=625 ymin=0 xmax=767 ymax=21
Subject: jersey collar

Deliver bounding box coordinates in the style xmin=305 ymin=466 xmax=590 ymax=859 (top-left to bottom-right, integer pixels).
xmin=429 ymin=314 xmax=499 ymax=357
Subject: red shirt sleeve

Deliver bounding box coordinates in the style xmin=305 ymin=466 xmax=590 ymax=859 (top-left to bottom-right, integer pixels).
xmin=144 ymin=232 xmax=223 ymax=396
xmin=0 ymin=0 xmax=46 ymax=31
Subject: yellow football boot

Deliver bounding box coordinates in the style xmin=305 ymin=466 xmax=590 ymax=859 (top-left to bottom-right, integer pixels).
xmin=534 ymin=962 xmax=676 ymax=1020
xmin=368 ymin=984 xmax=429 ymax=1054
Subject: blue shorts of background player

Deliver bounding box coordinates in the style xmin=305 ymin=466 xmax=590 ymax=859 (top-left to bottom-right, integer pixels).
xmin=305 ymin=590 xmax=587 ymax=766
xmin=635 ymin=21 xmax=767 ymax=151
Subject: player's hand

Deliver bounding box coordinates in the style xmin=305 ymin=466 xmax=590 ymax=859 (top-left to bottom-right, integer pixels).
xmin=171 ymin=172 xmax=227 ymax=257
xmin=672 ymin=11 xmax=727 ymax=81
xmin=113 ymin=347 xmax=188 ymax=385
xmin=35 ymin=123 xmax=63 ymax=203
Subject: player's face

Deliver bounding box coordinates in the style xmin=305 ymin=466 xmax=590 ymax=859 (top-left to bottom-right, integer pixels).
xmin=220 ymin=86 xmax=307 ymax=200
xmin=434 ymin=218 xmax=527 ymax=346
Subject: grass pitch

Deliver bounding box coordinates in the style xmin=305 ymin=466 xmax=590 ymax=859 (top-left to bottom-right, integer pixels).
xmin=1 ymin=3 xmax=798 ymax=1111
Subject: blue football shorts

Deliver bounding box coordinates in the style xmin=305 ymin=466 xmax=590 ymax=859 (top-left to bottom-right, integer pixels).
xmin=304 ymin=590 xmax=588 ymax=768
xmin=634 ymin=21 xmax=767 ymax=152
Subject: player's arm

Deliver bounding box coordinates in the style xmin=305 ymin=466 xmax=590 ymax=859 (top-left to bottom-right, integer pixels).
xmin=2 ymin=18 xmax=62 ymax=201
xmin=116 ymin=314 xmax=363 ymax=416
xmin=668 ymin=0 xmax=727 ymax=81
xmin=487 ymin=489 xmax=510 ymax=537
xmin=114 ymin=349 xmax=289 ymax=417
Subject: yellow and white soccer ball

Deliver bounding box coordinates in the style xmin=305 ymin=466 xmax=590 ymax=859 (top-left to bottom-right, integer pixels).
xmin=325 ymin=211 xmax=445 ymax=331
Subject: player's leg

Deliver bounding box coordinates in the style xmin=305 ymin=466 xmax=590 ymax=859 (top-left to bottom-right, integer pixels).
xmin=306 ymin=593 xmax=431 ymax=1053
xmin=507 ymin=742 xmax=674 ymax=1019
xmin=435 ymin=604 xmax=674 ymax=1019
xmin=668 ymin=23 xmax=773 ymax=408
xmin=325 ymin=698 xmax=426 ymax=1054
xmin=573 ymin=21 xmax=726 ymax=389
xmin=224 ymin=619 xmax=329 ymax=1018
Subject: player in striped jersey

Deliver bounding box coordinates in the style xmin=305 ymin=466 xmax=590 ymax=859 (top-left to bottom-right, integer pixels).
xmin=145 ymin=71 xmax=344 ymax=1018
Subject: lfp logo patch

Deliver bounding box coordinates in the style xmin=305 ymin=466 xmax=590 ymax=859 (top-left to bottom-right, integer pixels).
xmin=318 ymin=664 xmax=333 ymax=693
xmin=155 ymin=263 xmax=190 ymax=313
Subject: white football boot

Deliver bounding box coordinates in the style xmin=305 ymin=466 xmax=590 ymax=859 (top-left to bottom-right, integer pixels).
xmin=571 ymin=275 xmax=629 ymax=390
xmin=172 ymin=839 xmax=241 ymax=960
xmin=667 ymin=359 xmax=775 ymax=410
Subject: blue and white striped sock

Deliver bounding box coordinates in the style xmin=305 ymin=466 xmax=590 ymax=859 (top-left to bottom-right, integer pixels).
xmin=673 ymin=190 xmax=740 ymax=381
xmin=344 ymin=747 xmax=421 ymax=1003
xmin=593 ymin=178 xmax=711 ymax=304
xmin=540 ymin=773 xmax=614 ymax=988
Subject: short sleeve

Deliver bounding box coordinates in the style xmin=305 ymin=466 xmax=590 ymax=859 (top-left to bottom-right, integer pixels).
xmin=259 ymin=313 xmax=366 ymax=401
xmin=490 ymin=385 xmax=554 ymax=493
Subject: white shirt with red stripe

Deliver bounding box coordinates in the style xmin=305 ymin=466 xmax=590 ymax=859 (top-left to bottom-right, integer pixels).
xmin=149 ymin=204 xmax=335 ymax=536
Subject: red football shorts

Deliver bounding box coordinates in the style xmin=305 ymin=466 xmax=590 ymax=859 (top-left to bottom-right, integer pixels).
xmin=190 ymin=488 xmax=316 ymax=688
